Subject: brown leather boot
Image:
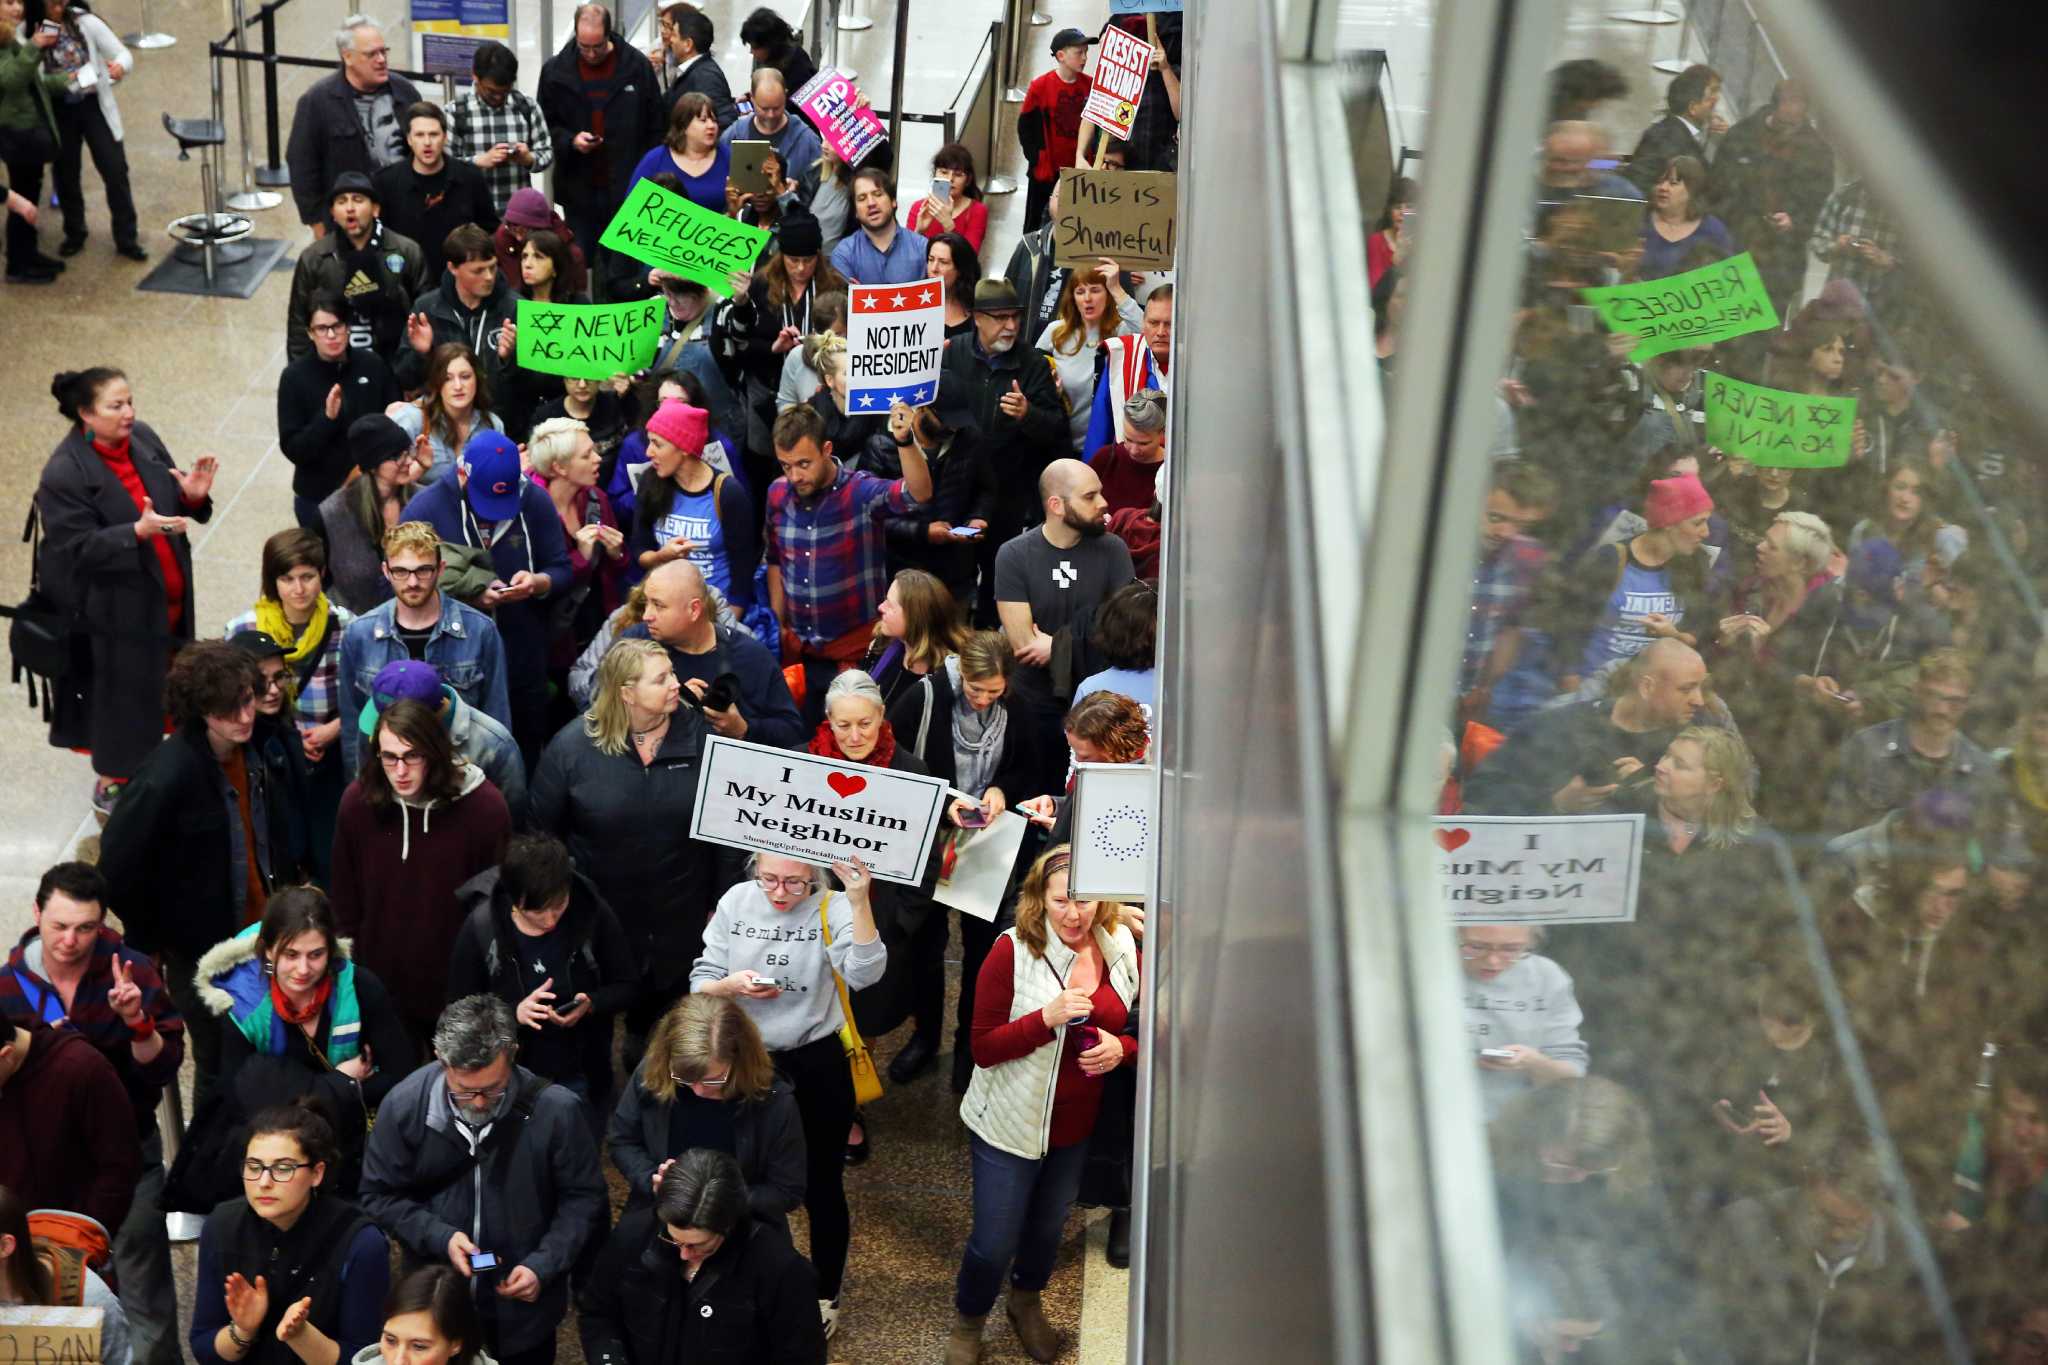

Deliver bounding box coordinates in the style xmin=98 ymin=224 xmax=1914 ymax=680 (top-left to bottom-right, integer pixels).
xmin=1006 ymin=1288 xmax=1062 ymax=1363
xmin=944 ymin=1312 xmax=986 ymax=1365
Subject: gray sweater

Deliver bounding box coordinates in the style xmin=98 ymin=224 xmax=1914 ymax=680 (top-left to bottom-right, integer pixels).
xmin=689 ymin=880 xmax=887 ymax=1051
xmin=1463 ymin=953 xmax=1589 ymax=1119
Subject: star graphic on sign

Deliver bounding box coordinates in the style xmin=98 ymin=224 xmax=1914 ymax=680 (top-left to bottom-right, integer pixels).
xmin=916 ymin=288 xmax=936 ymax=306
xmin=854 ymin=292 xmax=875 ymax=312
xmin=889 ymin=292 xmax=909 ymax=308
xmin=857 ymin=392 xmax=876 ymax=408
xmin=909 ymin=386 xmax=929 ymax=403
xmin=529 ymin=311 xmax=566 ymax=336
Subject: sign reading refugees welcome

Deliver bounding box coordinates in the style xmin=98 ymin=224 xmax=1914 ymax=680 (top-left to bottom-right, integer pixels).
xmin=514 ymin=298 xmax=664 ymax=379
xmin=598 ymin=179 xmax=771 ymax=295
xmin=1578 ymin=252 xmax=1780 ymax=361
xmin=1434 ymin=814 xmax=1644 ymax=925
xmin=689 ymin=736 xmax=950 ymax=885
xmin=1703 ymin=371 xmax=1857 ymax=469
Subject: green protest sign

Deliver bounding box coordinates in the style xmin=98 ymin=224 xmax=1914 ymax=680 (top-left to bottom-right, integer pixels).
xmin=1579 ymin=252 xmax=1780 ymax=361
xmin=598 ymin=179 xmax=770 ymax=294
xmin=515 ymin=297 xmax=664 ymax=379
xmin=1702 ymin=371 xmax=1857 ymax=469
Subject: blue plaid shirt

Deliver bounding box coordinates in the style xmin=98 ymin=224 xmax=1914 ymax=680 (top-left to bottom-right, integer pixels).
xmin=765 ymin=463 xmax=920 ymax=648
xmin=1460 ymin=535 xmax=1548 ymax=694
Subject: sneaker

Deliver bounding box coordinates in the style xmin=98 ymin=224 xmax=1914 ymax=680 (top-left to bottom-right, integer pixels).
xmin=818 ymin=1298 xmax=840 ymax=1339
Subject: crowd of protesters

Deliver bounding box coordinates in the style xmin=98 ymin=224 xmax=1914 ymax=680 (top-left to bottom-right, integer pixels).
xmin=9 ymin=4 xmax=1175 ymax=1363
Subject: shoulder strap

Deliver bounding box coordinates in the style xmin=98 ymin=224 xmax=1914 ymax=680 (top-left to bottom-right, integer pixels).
xmin=913 ymin=674 xmax=937 ymax=757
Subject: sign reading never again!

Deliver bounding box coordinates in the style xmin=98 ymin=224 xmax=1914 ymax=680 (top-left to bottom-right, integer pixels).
xmin=1434 ymin=814 xmax=1644 ymax=925
xmin=598 ymin=179 xmax=771 ymax=294
xmin=0 ymin=1307 xmax=103 ymax=1365
xmin=1577 ymin=251 xmax=1780 ymax=362
xmin=1053 ymin=169 xmax=1176 ymax=271
xmin=1702 ymin=371 xmax=1857 ymax=469
xmin=688 ymin=736 xmax=949 ymax=885
xmin=514 ymin=298 xmax=664 ymax=379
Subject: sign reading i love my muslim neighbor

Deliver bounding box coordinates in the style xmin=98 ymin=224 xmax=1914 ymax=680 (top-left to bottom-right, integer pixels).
xmin=1703 ymin=371 xmax=1858 ymax=469
xmin=514 ymin=298 xmax=664 ymax=379
xmin=599 ymin=179 xmax=771 ymax=294
xmin=1578 ymin=251 xmax=1780 ymax=362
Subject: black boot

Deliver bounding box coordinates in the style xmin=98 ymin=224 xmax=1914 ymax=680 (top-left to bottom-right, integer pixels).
xmin=888 ymin=1031 xmax=938 ymax=1084
xmin=1106 ymin=1208 xmax=1131 ymax=1268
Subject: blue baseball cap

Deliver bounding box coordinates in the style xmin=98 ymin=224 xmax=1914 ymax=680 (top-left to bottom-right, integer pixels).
xmin=462 ymin=429 xmax=525 ymax=522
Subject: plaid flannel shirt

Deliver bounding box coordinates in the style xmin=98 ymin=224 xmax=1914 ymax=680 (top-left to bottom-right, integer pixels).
xmin=765 ymin=465 xmax=920 ymax=648
xmin=1 ymin=927 xmax=187 ymax=1115
xmin=1809 ymin=180 xmax=1904 ymax=302
xmin=1460 ymin=534 xmax=1549 ymax=694
xmin=448 ymin=89 xmax=556 ymax=216
xmin=224 ymin=604 xmax=356 ymax=726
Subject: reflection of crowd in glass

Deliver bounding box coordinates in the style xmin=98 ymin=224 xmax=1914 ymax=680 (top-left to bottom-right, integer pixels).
xmin=2 ymin=4 xmax=1181 ymax=1363
xmin=1444 ymin=56 xmax=2048 ymax=1365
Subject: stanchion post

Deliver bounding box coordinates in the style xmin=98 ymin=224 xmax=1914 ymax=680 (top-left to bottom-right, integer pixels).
xmin=126 ymin=0 xmax=175 ymax=48
xmin=983 ymin=20 xmax=1015 ymax=193
xmin=838 ymin=0 xmax=872 ymax=33
xmin=886 ymin=0 xmax=908 ymax=153
xmin=254 ymin=3 xmax=288 ymax=186
xmin=225 ymin=0 xmax=282 ymax=210
xmin=1002 ymin=0 xmax=1026 ymax=102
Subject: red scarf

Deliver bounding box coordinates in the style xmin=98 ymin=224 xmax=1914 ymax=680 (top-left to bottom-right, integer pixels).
xmin=808 ymin=720 xmax=897 ymax=769
xmin=271 ymin=973 xmax=334 ymax=1026
xmin=92 ymin=434 xmax=186 ymax=630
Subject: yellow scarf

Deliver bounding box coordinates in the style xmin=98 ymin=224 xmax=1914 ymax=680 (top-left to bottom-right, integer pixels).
xmin=253 ymin=594 xmax=331 ymax=666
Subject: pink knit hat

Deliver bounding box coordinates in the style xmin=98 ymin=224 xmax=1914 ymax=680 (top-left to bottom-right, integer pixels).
xmin=647 ymin=400 xmax=709 ymax=455
xmin=1644 ymin=472 xmax=1713 ymax=529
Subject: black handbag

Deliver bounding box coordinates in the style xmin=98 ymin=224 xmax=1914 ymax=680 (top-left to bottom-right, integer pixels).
xmin=8 ymin=505 xmax=74 ymax=717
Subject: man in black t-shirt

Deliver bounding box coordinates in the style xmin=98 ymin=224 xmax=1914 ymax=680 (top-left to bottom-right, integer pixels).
xmin=993 ymin=458 xmax=1135 ymax=705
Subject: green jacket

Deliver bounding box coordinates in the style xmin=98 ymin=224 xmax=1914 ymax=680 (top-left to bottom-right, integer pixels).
xmin=0 ymin=41 xmax=64 ymax=139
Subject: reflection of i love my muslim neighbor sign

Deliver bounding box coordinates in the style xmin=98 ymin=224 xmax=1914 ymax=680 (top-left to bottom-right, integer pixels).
xmin=689 ymin=736 xmax=949 ymax=885
xmin=1703 ymin=371 xmax=1857 ymax=469
xmin=0 ymin=1306 xmax=103 ymax=1365
xmin=1435 ymin=815 xmax=1644 ymax=925
xmin=515 ymin=298 xmax=663 ymax=379
xmin=598 ymin=179 xmax=771 ymax=294
xmin=1578 ymin=251 xmax=1780 ymax=362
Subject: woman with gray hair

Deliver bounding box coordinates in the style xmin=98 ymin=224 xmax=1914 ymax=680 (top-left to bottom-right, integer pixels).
xmin=689 ymin=850 xmax=882 ymax=1339
xmin=529 ymin=415 xmax=625 ymax=673
xmin=1088 ymin=387 xmax=1167 ymax=515
xmin=578 ymin=1148 xmax=826 ymax=1364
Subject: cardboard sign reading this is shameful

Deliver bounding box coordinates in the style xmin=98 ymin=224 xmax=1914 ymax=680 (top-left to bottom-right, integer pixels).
xmin=0 ymin=1307 xmax=103 ymax=1365
xmin=1054 ymin=169 xmax=1176 ymax=271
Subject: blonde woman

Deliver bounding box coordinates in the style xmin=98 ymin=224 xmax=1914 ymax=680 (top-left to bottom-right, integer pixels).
xmin=1648 ymin=724 xmax=1758 ymax=854
xmin=528 ymin=416 xmax=624 ymax=667
xmin=606 ymin=993 xmax=805 ymax=1225
xmin=949 ymin=846 xmax=1139 ymax=1364
xmin=527 ymin=638 xmax=718 ymax=1039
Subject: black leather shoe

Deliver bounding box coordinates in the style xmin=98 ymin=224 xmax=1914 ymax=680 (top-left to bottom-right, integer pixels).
xmin=116 ymin=243 xmax=148 ymax=262
xmin=29 ymin=252 xmax=65 ymax=272
xmin=6 ymin=268 xmax=57 ymax=284
xmin=58 ymin=236 xmax=86 ymax=257
xmin=887 ymin=1032 xmax=938 ymax=1084
xmin=1106 ymin=1208 xmax=1131 ymax=1269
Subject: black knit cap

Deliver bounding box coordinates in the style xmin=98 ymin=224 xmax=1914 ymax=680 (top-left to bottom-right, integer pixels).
xmin=349 ymin=414 xmax=412 ymax=471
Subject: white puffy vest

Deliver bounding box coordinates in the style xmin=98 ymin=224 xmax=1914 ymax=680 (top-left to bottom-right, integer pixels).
xmin=960 ymin=923 xmax=1140 ymax=1160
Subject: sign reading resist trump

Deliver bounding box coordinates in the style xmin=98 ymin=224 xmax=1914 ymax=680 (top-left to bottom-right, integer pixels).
xmin=845 ymin=278 xmax=946 ymax=411
xmin=689 ymin=736 xmax=950 ymax=885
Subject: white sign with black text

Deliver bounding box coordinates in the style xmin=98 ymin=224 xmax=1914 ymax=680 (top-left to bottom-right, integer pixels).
xmin=689 ymin=736 xmax=950 ymax=886
xmin=1435 ymin=814 xmax=1644 ymax=925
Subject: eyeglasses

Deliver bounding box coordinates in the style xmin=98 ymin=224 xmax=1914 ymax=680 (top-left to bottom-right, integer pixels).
xmin=354 ymin=44 xmax=390 ymax=58
xmin=309 ymin=321 xmax=347 ymax=336
xmin=755 ymin=874 xmax=812 ymax=894
xmin=386 ymin=563 xmax=440 ymax=582
xmin=243 ymin=1159 xmax=308 ymax=1182
xmin=378 ymin=750 xmax=425 ymax=770
xmin=1459 ymin=943 xmax=1533 ymax=962
xmin=258 ymin=673 xmax=288 ymax=695
xmin=655 ymin=1230 xmax=718 ymax=1255
xmin=671 ymin=1070 xmax=730 ymax=1089
xmin=447 ymin=1081 xmax=509 ymax=1103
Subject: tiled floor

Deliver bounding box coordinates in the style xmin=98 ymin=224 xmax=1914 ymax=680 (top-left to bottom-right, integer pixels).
xmin=0 ymin=0 xmax=1116 ymax=1359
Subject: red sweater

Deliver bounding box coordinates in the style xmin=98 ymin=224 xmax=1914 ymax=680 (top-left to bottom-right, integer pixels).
xmin=93 ymin=436 xmax=186 ymax=631
xmin=1021 ymin=68 xmax=1091 ymax=181
xmin=971 ymin=934 xmax=1137 ymax=1149
xmin=907 ymin=196 xmax=988 ymax=255
xmin=0 ymin=1025 xmax=141 ymax=1232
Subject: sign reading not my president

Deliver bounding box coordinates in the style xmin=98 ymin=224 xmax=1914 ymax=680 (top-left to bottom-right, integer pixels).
xmin=689 ymin=736 xmax=949 ymax=885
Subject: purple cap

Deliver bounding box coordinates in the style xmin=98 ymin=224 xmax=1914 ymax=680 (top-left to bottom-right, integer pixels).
xmin=358 ymin=660 xmax=447 ymax=737
xmin=462 ymin=429 xmax=525 ymax=521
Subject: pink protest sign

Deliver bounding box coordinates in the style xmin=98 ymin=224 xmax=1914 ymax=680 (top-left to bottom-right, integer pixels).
xmin=794 ymin=69 xmax=887 ymax=167
xmin=1082 ymin=25 xmax=1152 ymax=141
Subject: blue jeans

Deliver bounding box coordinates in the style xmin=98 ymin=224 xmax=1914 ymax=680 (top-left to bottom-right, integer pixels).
xmin=955 ymin=1133 xmax=1090 ymax=1316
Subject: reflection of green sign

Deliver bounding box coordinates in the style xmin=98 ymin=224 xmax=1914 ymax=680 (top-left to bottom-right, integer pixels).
xmin=1579 ymin=252 xmax=1779 ymax=361
xmin=598 ymin=179 xmax=770 ymax=294
xmin=515 ymin=297 xmax=664 ymax=379
xmin=1703 ymin=371 xmax=1857 ymax=469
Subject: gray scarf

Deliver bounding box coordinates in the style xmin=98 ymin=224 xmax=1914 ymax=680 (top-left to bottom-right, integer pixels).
xmin=948 ymin=656 xmax=1007 ymax=797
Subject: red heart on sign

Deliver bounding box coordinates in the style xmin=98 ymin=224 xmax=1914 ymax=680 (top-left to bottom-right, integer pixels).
xmin=827 ymin=772 xmax=867 ymax=799
xmin=1435 ymin=828 xmax=1471 ymax=852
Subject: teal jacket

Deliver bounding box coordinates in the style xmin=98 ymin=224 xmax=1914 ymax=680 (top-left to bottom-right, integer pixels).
xmin=0 ymin=40 xmax=64 ymax=139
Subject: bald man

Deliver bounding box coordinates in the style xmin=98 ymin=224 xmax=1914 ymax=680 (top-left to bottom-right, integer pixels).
xmin=1463 ymin=639 xmax=1719 ymax=816
xmin=717 ymin=67 xmax=822 ymax=181
xmin=993 ymin=459 xmax=1136 ymax=701
xmin=625 ymin=560 xmax=803 ymax=748
xmin=1537 ymin=120 xmax=1643 ymax=213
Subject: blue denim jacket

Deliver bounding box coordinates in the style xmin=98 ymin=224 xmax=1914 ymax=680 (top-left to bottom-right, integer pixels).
xmin=338 ymin=593 xmax=513 ymax=773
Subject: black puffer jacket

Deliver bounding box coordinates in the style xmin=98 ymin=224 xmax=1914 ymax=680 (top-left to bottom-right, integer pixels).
xmin=606 ymin=1070 xmax=806 ymax=1226
xmin=536 ymin=32 xmax=665 ymax=213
